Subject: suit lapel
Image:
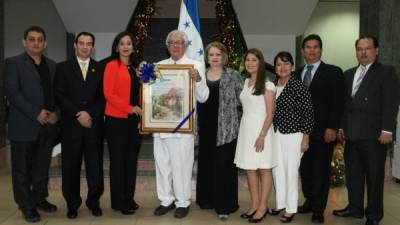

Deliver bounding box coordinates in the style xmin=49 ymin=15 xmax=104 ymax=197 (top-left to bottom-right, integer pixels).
xmin=72 ymin=59 xmax=85 ymax=82
xmin=22 ymin=54 xmax=41 ymax=80
xmin=309 ymin=62 xmax=325 ymax=90
xmin=85 ymin=59 xmax=97 ymax=82
xmin=354 ymin=62 xmax=379 ymax=98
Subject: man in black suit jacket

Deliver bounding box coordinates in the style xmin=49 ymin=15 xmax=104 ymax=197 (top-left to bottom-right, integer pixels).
xmin=295 ymin=34 xmax=346 ymax=224
xmin=55 ymin=32 xmax=105 ymax=219
xmin=5 ymin=26 xmax=58 ymax=223
xmin=333 ymin=36 xmax=400 ymax=225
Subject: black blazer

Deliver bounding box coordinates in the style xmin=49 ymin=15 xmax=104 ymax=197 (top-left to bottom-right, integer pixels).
xmin=295 ymin=61 xmax=346 ymax=139
xmin=5 ymin=53 xmax=57 ymax=141
xmin=342 ymin=61 xmax=400 ymax=140
xmin=273 ymin=76 xmax=314 ymax=134
xmin=55 ymin=58 xmax=105 ymax=139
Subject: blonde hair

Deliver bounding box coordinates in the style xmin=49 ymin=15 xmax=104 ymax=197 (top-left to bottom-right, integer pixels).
xmin=204 ymin=41 xmax=229 ymax=66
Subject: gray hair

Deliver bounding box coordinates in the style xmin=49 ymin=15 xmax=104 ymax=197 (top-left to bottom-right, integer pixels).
xmin=165 ymin=30 xmax=189 ymax=46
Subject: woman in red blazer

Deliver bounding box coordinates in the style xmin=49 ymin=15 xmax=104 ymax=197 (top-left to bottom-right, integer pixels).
xmin=103 ymin=31 xmax=142 ymax=215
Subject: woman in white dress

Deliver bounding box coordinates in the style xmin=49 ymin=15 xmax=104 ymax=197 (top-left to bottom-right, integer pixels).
xmin=234 ymin=48 xmax=277 ymax=223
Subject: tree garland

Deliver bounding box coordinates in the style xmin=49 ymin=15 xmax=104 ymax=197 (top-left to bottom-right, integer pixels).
xmin=126 ymin=0 xmax=156 ymax=63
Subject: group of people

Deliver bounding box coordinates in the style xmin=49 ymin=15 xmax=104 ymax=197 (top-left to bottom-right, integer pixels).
xmin=4 ymin=25 xmax=399 ymax=225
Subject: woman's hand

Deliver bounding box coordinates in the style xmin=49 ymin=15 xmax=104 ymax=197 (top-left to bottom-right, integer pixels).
xmin=301 ymin=134 xmax=309 ymax=152
xmin=254 ymin=137 xmax=265 ymax=152
xmin=131 ymin=106 xmax=142 ymax=116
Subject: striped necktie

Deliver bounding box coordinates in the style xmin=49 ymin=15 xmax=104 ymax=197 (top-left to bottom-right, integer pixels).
xmin=351 ymin=65 xmax=367 ymax=97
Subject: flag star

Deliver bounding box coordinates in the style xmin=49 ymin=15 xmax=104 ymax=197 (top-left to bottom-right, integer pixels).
xmin=187 ymin=40 xmax=192 ymax=46
xmin=197 ymin=49 xmax=204 ymax=56
xmin=183 ymin=21 xmax=190 ymax=29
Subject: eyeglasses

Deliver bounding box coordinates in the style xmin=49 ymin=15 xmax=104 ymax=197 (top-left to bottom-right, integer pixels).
xmin=167 ymin=41 xmax=185 ymax=46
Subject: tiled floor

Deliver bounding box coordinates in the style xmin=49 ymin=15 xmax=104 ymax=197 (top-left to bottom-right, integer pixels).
xmin=1 ymin=169 xmax=400 ymax=225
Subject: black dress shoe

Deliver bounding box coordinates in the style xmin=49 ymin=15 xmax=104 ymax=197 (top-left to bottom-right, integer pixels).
xmin=154 ymin=203 xmax=175 ymax=216
xmin=298 ymin=204 xmax=312 ymax=214
xmin=240 ymin=211 xmax=256 ymax=219
xmin=22 ymin=209 xmax=41 ymax=223
xmin=312 ymin=213 xmax=324 ymax=224
xmin=90 ymin=207 xmax=102 ymax=217
xmin=121 ymin=208 xmax=135 ymax=215
xmin=365 ymin=219 xmax=379 ymax=225
xmin=67 ymin=209 xmax=78 ymax=219
xmin=280 ymin=213 xmax=295 ymax=223
xmin=174 ymin=207 xmax=190 ymax=218
xmin=248 ymin=211 xmax=268 ymax=223
xmin=36 ymin=200 xmax=57 ymax=212
xmin=333 ymin=207 xmax=363 ymax=218
xmin=268 ymin=208 xmax=285 ymax=216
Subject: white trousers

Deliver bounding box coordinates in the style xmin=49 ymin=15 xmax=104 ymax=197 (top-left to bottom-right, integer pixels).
xmin=153 ymin=135 xmax=194 ymax=208
xmin=272 ymin=131 xmax=303 ymax=213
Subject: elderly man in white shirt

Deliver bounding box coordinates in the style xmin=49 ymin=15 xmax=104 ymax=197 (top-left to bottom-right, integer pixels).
xmin=153 ymin=30 xmax=209 ymax=219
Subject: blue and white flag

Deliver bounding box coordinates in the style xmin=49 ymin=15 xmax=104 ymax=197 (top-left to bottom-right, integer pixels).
xmin=178 ymin=0 xmax=204 ymax=64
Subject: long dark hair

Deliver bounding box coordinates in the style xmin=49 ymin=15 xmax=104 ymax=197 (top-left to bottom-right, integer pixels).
xmin=244 ymin=48 xmax=267 ymax=95
xmin=111 ymin=31 xmax=138 ymax=66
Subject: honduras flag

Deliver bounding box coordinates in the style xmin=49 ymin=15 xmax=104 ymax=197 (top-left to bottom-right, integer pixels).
xmin=178 ymin=0 xmax=205 ymax=64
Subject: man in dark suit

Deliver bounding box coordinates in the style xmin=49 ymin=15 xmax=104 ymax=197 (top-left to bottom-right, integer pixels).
xmin=5 ymin=26 xmax=58 ymax=223
xmin=295 ymin=34 xmax=346 ymax=223
xmin=55 ymin=32 xmax=105 ymax=219
xmin=333 ymin=36 xmax=400 ymax=225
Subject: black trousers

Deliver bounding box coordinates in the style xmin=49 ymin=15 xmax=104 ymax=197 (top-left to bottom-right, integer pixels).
xmin=344 ymin=139 xmax=386 ymax=221
xmin=105 ymin=115 xmax=141 ymax=210
xmin=11 ymin=127 xmax=53 ymax=211
xmin=196 ymin=139 xmax=239 ymax=214
xmin=300 ymin=137 xmax=334 ymax=213
xmin=61 ymin=128 xmax=104 ymax=210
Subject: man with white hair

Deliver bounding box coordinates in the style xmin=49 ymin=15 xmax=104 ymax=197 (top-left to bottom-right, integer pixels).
xmin=153 ymin=30 xmax=209 ymax=218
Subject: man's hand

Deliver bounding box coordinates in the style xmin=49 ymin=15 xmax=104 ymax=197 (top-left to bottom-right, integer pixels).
xmin=188 ymin=68 xmax=201 ymax=82
xmin=76 ymin=111 xmax=92 ymax=128
xmin=324 ymin=128 xmax=337 ymax=143
xmin=46 ymin=111 xmax=58 ymax=124
xmin=37 ymin=109 xmax=48 ymax=125
xmin=378 ymin=132 xmax=393 ymax=144
xmin=337 ymin=129 xmax=345 ymax=142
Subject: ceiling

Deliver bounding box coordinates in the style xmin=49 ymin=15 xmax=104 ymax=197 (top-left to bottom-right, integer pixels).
xmin=52 ymin=0 xmax=319 ymax=35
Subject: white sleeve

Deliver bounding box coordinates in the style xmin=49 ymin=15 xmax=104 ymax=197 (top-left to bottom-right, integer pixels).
xmin=265 ymin=81 xmax=276 ymax=92
xmin=194 ymin=61 xmax=209 ymax=103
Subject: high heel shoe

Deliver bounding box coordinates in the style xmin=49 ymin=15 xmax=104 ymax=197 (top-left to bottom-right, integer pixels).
xmin=240 ymin=211 xmax=256 ymax=219
xmin=268 ymin=208 xmax=285 ymax=216
xmin=248 ymin=211 xmax=268 ymax=223
xmin=280 ymin=213 xmax=295 ymax=223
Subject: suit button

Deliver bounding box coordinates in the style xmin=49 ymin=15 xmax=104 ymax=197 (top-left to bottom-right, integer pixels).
xmin=364 ymin=97 xmax=368 ymax=101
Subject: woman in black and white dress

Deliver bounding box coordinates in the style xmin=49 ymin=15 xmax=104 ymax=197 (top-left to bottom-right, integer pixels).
xmin=269 ymin=51 xmax=314 ymax=223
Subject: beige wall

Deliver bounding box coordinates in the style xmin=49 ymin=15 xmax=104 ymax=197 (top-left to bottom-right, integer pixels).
xmin=304 ymin=2 xmax=359 ymax=71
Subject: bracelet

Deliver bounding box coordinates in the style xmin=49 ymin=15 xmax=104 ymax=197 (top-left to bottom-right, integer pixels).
xmin=259 ymin=130 xmax=267 ymax=138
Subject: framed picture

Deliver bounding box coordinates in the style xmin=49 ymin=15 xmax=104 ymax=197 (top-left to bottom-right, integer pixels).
xmin=141 ymin=64 xmax=195 ymax=133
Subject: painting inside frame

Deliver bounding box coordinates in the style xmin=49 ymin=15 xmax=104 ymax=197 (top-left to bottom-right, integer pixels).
xmin=141 ymin=64 xmax=194 ymax=133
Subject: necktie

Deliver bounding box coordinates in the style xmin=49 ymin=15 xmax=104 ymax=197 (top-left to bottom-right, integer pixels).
xmin=81 ymin=62 xmax=87 ymax=80
xmin=351 ymin=65 xmax=367 ymax=97
xmin=303 ymin=65 xmax=314 ymax=87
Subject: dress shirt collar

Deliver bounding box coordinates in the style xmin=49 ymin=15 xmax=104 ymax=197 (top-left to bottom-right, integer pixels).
xmin=77 ymin=56 xmax=90 ymax=66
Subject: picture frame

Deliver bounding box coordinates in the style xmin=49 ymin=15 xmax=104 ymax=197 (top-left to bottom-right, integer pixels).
xmin=141 ymin=64 xmax=195 ymax=133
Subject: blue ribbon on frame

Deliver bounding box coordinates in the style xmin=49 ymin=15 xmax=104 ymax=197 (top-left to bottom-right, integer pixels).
xmin=172 ymin=108 xmax=195 ymax=133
